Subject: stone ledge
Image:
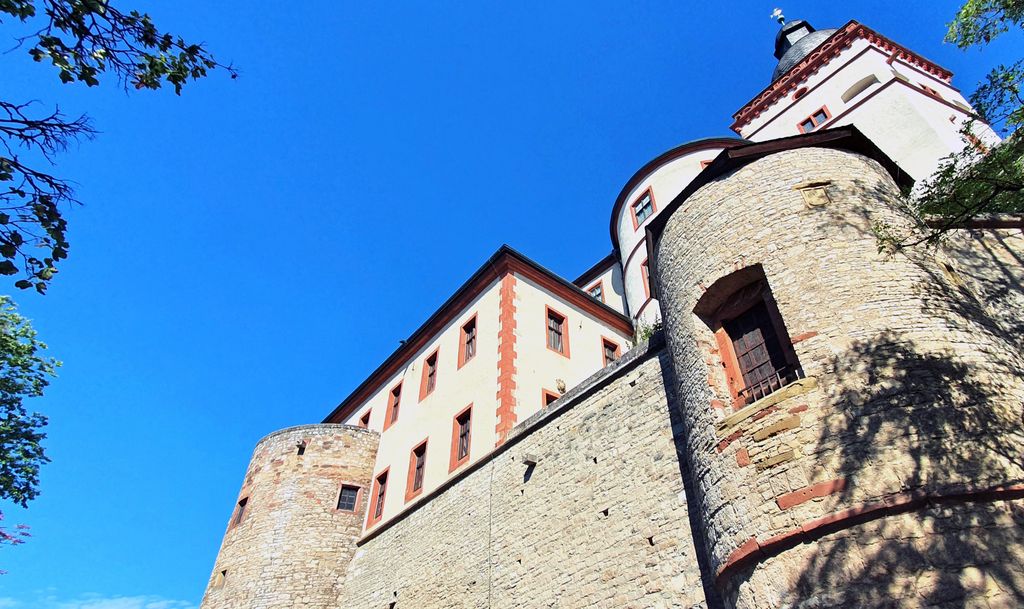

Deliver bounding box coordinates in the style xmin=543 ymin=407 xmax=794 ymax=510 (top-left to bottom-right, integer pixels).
xmin=253 ymin=423 xmax=378 ymax=451
xmin=716 ymin=377 xmax=818 ymax=437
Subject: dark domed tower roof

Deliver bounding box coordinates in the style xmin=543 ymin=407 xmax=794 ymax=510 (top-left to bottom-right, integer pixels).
xmin=772 ymin=19 xmax=837 ymax=81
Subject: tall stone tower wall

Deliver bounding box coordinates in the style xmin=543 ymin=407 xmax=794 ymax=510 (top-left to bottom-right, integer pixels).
xmin=199 ymin=424 xmax=378 ymax=609
xmin=652 ymin=146 xmax=1024 ymax=608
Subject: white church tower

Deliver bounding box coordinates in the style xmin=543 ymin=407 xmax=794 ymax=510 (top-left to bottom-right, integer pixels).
xmin=731 ymin=15 xmax=1000 ymax=182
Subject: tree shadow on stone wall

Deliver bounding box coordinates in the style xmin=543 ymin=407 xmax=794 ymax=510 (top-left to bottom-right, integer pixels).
xmin=785 ymin=332 xmax=1024 ymax=608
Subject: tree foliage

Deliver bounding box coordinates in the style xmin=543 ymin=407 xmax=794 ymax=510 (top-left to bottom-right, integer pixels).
xmin=879 ymin=0 xmax=1024 ymax=250
xmin=0 ymin=1 xmax=235 ymax=292
xmin=0 ymin=296 xmax=58 ymax=552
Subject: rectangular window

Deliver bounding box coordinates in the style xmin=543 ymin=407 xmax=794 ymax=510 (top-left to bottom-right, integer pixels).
xmin=723 ymin=301 xmax=791 ymax=403
xmin=797 ymin=106 xmax=831 ymax=133
xmin=634 ymin=192 xmax=654 ymax=223
xmin=920 ymin=83 xmax=941 ymax=98
xmin=546 ymin=307 xmax=569 ymax=356
xmin=233 ymin=497 xmax=248 ymax=526
xmin=449 ymin=405 xmax=473 ymax=471
xmin=406 ymin=440 xmax=428 ymax=501
xmin=588 ymin=282 xmax=604 ymax=302
xmin=420 ymin=349 xmax=439 ymax=400
xmin=367 ymin=469 xmax=389 ymax=527
xmin=358 ymin=410 xmax=371 ymax=429
xmin=641 ymin=259 xmax=651 ymax=300
xmin=337 ymin=484 xmax=360 ymax=512
xmin=602 ymin=338 xmax=621 ymax=366
xmin=631 ymin=189 xmax=657 ymax=229
xmin=384 ymin=384 xmax=401 ymax=431
xmin=459 ymin=316 xmax=477 ymax=368
xmin=542 ymin=389 xmax=560 ymax=407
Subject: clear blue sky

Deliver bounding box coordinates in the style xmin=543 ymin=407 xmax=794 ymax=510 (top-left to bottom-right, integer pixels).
xmin=1 ymin=1 xmax=1019 ymax=607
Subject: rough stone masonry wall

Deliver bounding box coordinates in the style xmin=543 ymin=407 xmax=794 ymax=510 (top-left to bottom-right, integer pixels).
xmin=653 ymin=146 xmax=1024 ymax=609
xmin=200 ymin=424 xmax=378 ymax=609
xmin=339 ymin=336 xmax=715 ymax=609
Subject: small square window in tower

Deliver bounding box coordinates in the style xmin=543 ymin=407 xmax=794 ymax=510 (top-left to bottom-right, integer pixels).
xmin=631 ymin=189 xmax=656 ymax=229
xmin=337 ymin=484 xmax=360 ymax=512
xmin=798 ymin=106 xmax=831 ymax=133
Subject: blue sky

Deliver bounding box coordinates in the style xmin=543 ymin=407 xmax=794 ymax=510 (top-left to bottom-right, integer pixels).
xmin=1 ymin=1 xmax=1019 ymax=606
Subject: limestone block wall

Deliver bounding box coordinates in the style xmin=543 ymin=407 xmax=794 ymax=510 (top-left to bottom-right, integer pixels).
xmin=200 ymin=424 xmax=378 ymax=609
xmin=339 ymin=337 xmax=716 ymax=609
xmin=652 ymin=146 xmax=1024 ymax=608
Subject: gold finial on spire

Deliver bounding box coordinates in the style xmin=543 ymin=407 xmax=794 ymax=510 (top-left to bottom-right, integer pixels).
xmin=771 ymin=8 xmax=786 ymax=25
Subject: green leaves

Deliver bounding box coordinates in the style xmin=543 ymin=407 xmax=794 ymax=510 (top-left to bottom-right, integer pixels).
xmin=0 ymin=296 xmax=58 ymax=508
xmin=946 ymin=0 xmax=1024 ymax=48
xmin=0 ymin=1 xmax=234 ymax=292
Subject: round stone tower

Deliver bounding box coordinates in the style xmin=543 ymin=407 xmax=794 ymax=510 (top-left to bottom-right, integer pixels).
xmin=199 ymin=424 xmax=379 ymax=609
xmin=649 ymin=136 xmax=1024 ymax=607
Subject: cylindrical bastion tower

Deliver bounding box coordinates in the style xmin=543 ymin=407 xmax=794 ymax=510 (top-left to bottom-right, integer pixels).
xmin=199 ymin=424 xmax=378 ymax=609
xmin=649 ymin=131 xmax=1024 ymax=608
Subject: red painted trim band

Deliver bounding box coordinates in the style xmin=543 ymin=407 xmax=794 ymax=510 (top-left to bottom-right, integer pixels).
xmin=715 ymin=482 xmax=1024 ymax=588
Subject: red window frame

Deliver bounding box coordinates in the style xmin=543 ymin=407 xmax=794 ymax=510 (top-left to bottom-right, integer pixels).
xmin=545 ymin=306 xmax=570 ymax=358
xmin=449 ymin=404 xmax=473 ymax=472
xmin=541 ymin=388 xmax=560 ymax=407
xmin=629 ymin=188 xmax=657 ymax=231
xmin=601 ymin=337 xmax=621 ymax=366
xmin=383 ymin=382 xmax=402 ymax=431
xmin=366 ymin=468 xmax=389 ymax=527
xmin=358 ymin=409 xmax=371 ymax=429
xmin=458 ymin=315 xmax=477 ymax=369
xmin=796 ymin=106 xmax=832 ymax=133
xmin=641 ymin=259 xmax=651 ymax=300
xmin=587 ymin=281 xmax=605 ymax=303
xmin=405 ymin=439 xmax=428 ymax=502
xmin=419 ymin=348 xmax=439 ymax=401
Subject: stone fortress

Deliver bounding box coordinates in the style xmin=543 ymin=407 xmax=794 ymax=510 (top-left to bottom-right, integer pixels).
xmin=200 ymin=15 xmax=1024 ymax=609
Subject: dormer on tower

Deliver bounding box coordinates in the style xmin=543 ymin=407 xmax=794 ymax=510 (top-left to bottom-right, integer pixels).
xmin=732 ymin=18 xmax=1000 ymax=183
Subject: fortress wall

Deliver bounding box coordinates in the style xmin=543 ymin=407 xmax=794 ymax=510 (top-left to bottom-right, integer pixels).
xmin=199 ymin=424 xmax=378 ymax=609
xmin=339 ymin=337 xmax=715 ymax=609
xmin=652 ymin=146 xmax=1024 ymax=608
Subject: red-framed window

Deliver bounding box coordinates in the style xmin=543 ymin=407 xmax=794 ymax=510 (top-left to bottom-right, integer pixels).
xmin=419 ymin=348 xmax=439 ymax=401
xmin=587 ymin=281 xmax=605 ymax=303
xmin=700 ymin=159 xmax=713 ymax=169
xmin=920 ymin=83 xmax=941 ymax=98
xmin=542 ymin=389 xmax=560 ymax=407
xmin=458 ymin=316 xmax=477 ymax=369
xmin=449 ymin=405 xmax=473 ymax=472
xmin=797 ymin=106 xmax=831 ymax=133
xmin=630 ymin=188 xmax=657 ymax=230
xmin=336 ymin=484 xmax=362 ymax=512
xmin=384 ymin=383 xmax=401 ymax=431
xmin=694 ymin=266 xmax=804 ymax=408
xmin=545 ymin=306 xmax=570 ymax=357
xmin=641 ymin=259 xmax=651 ymax=300
xmin=358 ymin=410 xmax=371 ymax=429
xmin=602 ymin=337 xmax=621 ymax=366
xmin=405 ymin=439 xmax=428 ymax=502
xmin=367 ymin=469 xmax=389 ymax=527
